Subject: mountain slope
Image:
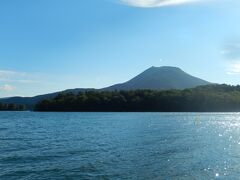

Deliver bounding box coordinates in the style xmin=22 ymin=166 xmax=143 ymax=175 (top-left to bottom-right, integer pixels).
xmin=0 ymin=88 xmax=95 ymax=109
xmin=104 ymin=66 xmax=210 ymax=90
xmin=0 ymin=66 xmax=211 ymax=107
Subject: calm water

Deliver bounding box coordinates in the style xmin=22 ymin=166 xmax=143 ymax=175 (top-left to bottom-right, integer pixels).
xmin=1 ymin=112 xmax=240 ymax=179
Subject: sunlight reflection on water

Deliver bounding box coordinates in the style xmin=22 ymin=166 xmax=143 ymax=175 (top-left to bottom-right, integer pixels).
xmin=1 ymin=112 xmax=240 ymax=179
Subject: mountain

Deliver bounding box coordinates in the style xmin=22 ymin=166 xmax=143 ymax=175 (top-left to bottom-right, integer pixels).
xmin=104 ymin=66 xmax=210 ymax=90
xmin=0 ymin=66 xmax=211 ymax=108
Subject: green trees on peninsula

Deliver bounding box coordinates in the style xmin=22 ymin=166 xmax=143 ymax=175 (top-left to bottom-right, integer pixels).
xmin=0 ymin=103 xmax=26 ymax=111
xmin=34 ymin=84 xmax=240 ymax=112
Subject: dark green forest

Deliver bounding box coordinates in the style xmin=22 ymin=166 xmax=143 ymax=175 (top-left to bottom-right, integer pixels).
xmin=34 ymin=84 xmax=240 ymax=112
xmin=0 ymin=103 xmax=26 ymax=111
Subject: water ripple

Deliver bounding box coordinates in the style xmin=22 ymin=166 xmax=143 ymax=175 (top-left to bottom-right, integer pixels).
xmin=1 ymin=112 xmax=240 ymax=179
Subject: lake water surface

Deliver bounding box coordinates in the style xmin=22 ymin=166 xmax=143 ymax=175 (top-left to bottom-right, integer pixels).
xmin=1 ymin=112 xmax=240 ymax=179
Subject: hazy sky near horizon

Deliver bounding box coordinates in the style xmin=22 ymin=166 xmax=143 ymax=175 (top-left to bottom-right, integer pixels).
xmin=0 ymin=0 xmax=240 ymax=97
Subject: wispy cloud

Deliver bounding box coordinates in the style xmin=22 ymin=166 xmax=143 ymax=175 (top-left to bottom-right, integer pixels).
xmin=0 ymin=70 xmax=38 ymax=84
xmin=119 ymin=0 xmax=201 ymax=8
xmin=226 ymin=61 xmax=240 ymax=75
xmin=222 ymin=40 xmax=240 ymax=75
xmin=0 ymin=84 xmax=15 ymax=92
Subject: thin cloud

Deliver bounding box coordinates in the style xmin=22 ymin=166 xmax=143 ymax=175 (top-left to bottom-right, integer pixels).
xmin=0 ymin=84 xmax=15 ymax=92
xmin=0 ymin=70 xmax=25 ymax=82
xmin=226 ymin=61 xmax=240 ymax=75
xmin=222 ymin=40 xmax=240 ymax=75
xmin=120 ymin=0 xmax=201 ymax=8
xmin=0 ymin=70 xmax=38 ymax=84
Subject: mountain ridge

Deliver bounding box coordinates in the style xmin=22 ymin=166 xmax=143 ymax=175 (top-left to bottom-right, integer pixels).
xmin=0 ymin=66 xmax=211 ymax=108
xmin=103 ymin=66 xmax=210 ymax=90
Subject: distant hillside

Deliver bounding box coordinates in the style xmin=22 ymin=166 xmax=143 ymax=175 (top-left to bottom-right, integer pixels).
xmin=35 ymin=84 xmax=240 ymax=112
xmin=104 ymin=66 xmax=210 ymax=90
xmin=0 ymin=66 xmax=211 ymax=108
xmin=0 ymin=88 xmax=95 ymax=109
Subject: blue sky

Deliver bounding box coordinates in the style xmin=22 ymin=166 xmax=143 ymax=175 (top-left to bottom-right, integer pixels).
xmin=0 ymin=0 xmax=240 ymax=97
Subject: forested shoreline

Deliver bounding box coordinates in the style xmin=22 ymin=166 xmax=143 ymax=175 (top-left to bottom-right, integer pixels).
xmin=34 ymin=84 xmax=240 ymax=112
xmin=0 ymin=103 xmax=26 ymax=111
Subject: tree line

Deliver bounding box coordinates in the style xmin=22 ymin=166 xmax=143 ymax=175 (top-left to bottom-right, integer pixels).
xmin=34 ymin=84 xmax=240 ymax=112
xmin=0 ymin=103 xmax=26 ymax=111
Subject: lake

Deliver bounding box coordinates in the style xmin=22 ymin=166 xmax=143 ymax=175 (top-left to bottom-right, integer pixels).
xmin=1 ymin=112 xmax=240 ymax=179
